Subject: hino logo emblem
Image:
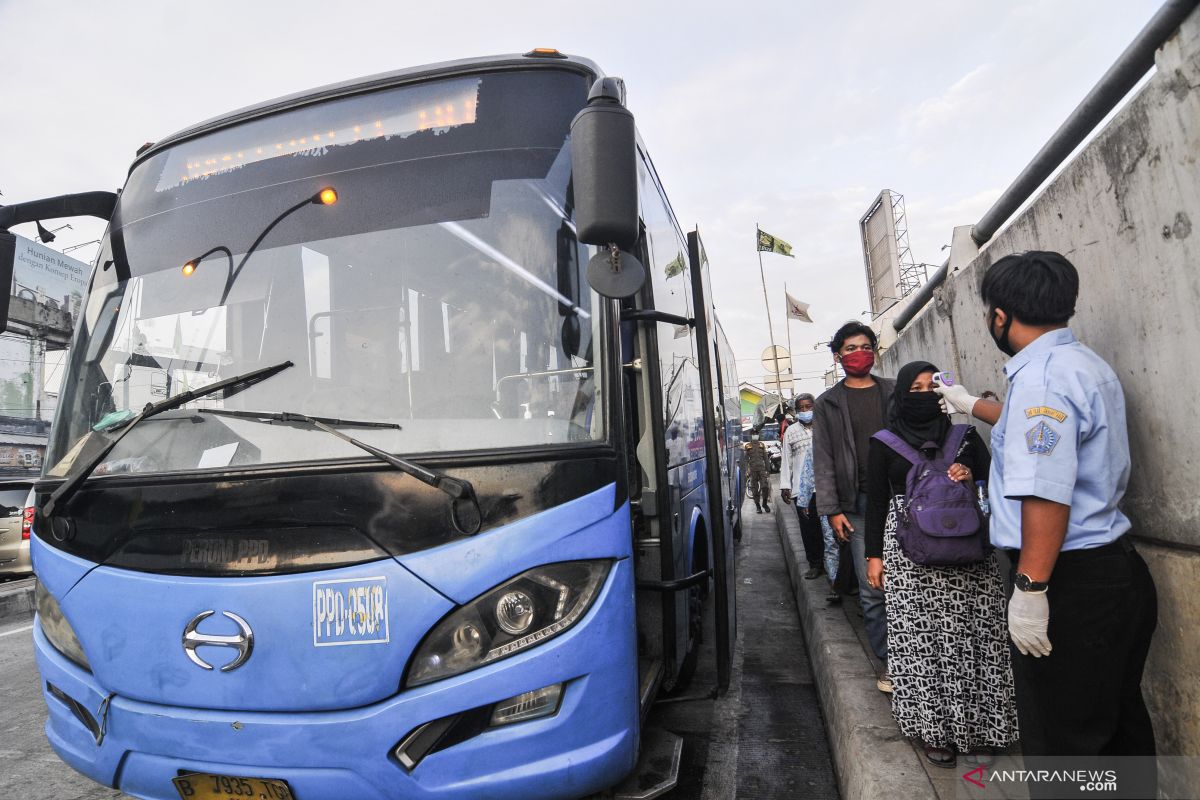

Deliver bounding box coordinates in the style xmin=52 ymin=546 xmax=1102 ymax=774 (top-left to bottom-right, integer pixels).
xmin=182 ymin=611 xmax=254 ymax=672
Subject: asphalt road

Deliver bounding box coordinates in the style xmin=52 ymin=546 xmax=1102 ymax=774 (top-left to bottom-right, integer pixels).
xmin=0 ymin=497 xmax=837 ymax=800
xmin=641 ymin=497 xmax=839 ymax=799
xmin=0 ymin=615 xmax=125 ymax=799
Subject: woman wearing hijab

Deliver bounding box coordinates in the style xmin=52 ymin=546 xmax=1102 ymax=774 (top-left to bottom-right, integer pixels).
xmin=864 ymin=361 xmax=1018 ymax=768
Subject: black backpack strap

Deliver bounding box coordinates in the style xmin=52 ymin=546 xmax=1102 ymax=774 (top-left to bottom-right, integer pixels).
xmin=941 ymin=424 xmax=970 ymax=462
xmin=871 ymin=429 xmax=922 ymax=465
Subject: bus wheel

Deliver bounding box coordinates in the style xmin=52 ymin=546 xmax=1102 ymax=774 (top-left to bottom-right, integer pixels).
xmin=668 ymin=586 xmax=702 ymax=694
xmin=665 ymin=553 xmax=704 ymax=694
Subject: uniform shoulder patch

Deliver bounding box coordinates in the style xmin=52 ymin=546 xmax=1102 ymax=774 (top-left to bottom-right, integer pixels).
xmin=1025 ymin=406 xmax=1067 ymax=423
xmin=1025 ymin=421 xmax=1060 ymax=455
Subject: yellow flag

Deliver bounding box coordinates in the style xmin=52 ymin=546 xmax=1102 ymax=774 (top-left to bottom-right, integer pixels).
xmin=757 ymin=228 xmax=794 ymax=257
xmin=664 ymin=252 xmax=686 ymax=278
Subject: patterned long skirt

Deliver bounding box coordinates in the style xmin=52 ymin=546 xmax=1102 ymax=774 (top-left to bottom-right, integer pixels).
xmin=883 ymin=503 xmax=1020 ymax=750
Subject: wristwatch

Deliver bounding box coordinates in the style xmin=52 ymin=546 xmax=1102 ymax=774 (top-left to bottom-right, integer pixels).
xmin=1014 ymin=573 xmax=1049 ymax=593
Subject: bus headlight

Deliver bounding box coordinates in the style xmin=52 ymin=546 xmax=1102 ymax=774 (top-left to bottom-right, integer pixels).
xmin=405 ymin=560 xmax=611 ymax=687
xmin=35 ymin=582 xmax=91 ymax=671
xmin=495 ymin=590 xmax=535 ymax=635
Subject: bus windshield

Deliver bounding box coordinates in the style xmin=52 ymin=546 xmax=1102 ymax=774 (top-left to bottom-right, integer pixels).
xmin=46 ymin=69 xmax=604 ymax=477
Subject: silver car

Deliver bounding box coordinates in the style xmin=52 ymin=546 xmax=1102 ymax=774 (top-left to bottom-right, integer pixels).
xmin=0 ymin=480 xmax=34 ymax=577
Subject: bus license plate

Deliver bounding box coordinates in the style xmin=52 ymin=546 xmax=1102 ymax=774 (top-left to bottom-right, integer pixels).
xmin=173 ymin=773 xmax=294 ymax=800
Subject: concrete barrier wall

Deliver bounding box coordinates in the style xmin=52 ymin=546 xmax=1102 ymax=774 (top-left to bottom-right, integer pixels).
xmin=880 ymin=7 xmax=1200 ymax=795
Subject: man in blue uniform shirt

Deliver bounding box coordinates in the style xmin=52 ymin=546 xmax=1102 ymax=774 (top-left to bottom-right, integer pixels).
xmin=936 ymin=252 xmax=1157 ymax=787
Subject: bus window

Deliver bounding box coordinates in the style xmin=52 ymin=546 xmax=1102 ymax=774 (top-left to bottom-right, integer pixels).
xmin=46 ymin=70 xmax=605 ymax=477
xmin=639 ymin=156 xmax=701 ymax=467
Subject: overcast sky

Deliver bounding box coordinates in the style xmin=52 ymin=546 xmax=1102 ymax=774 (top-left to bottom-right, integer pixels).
xmin=0 ymin=0 xmax=1164 ymax=399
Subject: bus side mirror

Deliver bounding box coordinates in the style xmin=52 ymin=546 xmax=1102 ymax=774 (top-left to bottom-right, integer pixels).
xmin=0 ymin=190 xmax=117 ymax=333
xmin=572 ymin=77 xmax=646 ymax=299
xmin=0 ymin=233 xmax=15 ymax=334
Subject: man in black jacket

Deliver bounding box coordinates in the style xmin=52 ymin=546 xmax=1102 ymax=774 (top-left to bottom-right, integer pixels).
xmin=812 ymin=321 xmax=895 ymax=692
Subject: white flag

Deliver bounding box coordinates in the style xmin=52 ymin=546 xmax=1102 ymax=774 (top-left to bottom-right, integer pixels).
xmin=785 ymin=292 xmax=813 ymax=323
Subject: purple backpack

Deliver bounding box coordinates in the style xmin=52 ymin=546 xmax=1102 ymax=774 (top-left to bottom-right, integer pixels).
xmin=872 ymin=425 xmax=987 ymax=567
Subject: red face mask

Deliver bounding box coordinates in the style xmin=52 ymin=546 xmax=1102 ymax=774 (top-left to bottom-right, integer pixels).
xmin=840 ymin=350 xmax=875 ymax=377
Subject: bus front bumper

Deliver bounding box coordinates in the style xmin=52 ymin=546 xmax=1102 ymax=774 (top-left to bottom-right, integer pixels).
xmin=33 ymin=558 xmax=638 ymax=800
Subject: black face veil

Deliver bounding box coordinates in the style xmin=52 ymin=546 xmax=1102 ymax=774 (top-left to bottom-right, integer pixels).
xmin=889 ymin=361 xmax=951 ymax=449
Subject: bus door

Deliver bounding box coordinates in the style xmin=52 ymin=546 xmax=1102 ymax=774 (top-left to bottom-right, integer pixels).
xmin=621 ymin=235 xmax=696 ymax=698
xmin=686 ymin=230 xmax=736 ymax=691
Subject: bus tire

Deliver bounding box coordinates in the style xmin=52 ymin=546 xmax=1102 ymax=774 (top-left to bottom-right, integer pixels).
xmin=665 ymin=582 xmax=702 ymax=694
xmin=665 ymin=532 xmax=706 ymax=694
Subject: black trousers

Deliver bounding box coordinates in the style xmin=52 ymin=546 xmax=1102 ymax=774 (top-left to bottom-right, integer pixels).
xmin=1007 ymin=538 xmax=1157 ymax=795
xmin=795 ymin=496 xmax=824 ymax=567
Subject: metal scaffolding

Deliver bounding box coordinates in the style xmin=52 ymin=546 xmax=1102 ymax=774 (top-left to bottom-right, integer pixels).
xmin=887 ymin=191 xmax=927 ymax=298
xmin=859 ymin=189 xmax=928 ymax=318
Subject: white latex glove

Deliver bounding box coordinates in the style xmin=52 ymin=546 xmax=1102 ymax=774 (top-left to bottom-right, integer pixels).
xmin=1008 ymin=588 xmax=1052 ymax=657
xmin=934 ymin=383 xmax=980 ymax=417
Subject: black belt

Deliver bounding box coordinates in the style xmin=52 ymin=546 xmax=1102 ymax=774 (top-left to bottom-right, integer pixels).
xmin=1002 ymin=535 xmax=1134 ymax=564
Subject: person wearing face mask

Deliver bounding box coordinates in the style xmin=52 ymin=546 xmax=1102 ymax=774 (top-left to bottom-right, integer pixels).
xmin=934 ymin=252 xmax=1157 ymax=795
xmin=744 ymin=430 xmax=772 ymax=514
xmin=864 ymin=361 xmax=1018 ymax=768
xmin=780 ymin=393 xmax=826 ymax=579
xmin=812 ymin=321 xmax=894 ymax=691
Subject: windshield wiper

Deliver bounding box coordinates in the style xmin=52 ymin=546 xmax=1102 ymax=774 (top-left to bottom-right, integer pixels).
xmin=43 ymin=360 xmax=294 ymax=520
xmin=200 ymin=409 xmax=402 ymax=430
xmin=200 ymin=408 xmax=482 ymax=536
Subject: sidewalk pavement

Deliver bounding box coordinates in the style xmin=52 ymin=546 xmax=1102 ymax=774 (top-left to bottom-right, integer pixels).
xmin=772 ymin=502 xmax=1030 ymax=800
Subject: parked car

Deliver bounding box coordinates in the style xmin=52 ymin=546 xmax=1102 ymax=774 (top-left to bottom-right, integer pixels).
xmin=0 ymin=480 xmax=35 ymax=578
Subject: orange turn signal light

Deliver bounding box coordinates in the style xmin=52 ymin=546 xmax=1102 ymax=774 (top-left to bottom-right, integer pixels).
xmin=316 ymin=187 xmax=338 ymax=206
xmin=182 ymin=261 xmax=196 ymax=276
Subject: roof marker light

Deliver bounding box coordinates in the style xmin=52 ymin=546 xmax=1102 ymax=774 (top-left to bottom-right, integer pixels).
xmin=524 ymin=48 xmax=567 ymax=58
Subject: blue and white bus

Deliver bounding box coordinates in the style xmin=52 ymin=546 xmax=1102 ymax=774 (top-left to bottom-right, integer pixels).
xmin=0 ymin=50 xmax=741 ymax=800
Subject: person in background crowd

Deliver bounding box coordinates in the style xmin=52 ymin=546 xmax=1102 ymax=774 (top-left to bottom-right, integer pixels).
xmin=780 ymin=393 xmax=823 ymax=578
xmin=787 ymin=397 xmax=843 ymax=602
xmin=865 ymin=361 xmax=1018 ymax=769
xmin=813 ymin=321 xmax=895 ymax=692
xmin=745 ymin=431 xmax=772 ymax=514
xmin=799 ymin=444 xmax=843 ymax=603
xmin=780 ymin=399 xmax=795 ymax=437
xmin=937 ymin=251 xmax=1157 ymax=798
